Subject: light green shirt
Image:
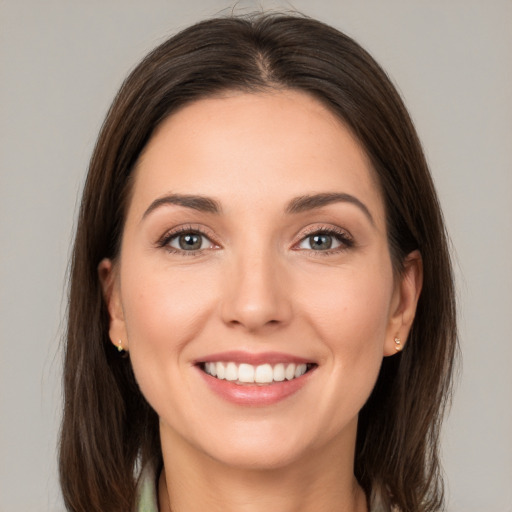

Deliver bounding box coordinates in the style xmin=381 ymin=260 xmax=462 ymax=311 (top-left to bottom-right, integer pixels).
xmin=135 ymin=465 xmax=159 ymax=512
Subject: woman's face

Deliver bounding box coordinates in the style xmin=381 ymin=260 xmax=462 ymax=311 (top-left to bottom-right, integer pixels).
xmin=101 ymin=90 xmax=420 ymax=470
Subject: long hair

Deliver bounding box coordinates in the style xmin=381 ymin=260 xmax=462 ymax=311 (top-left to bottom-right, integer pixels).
xmin=60 ymin=13 xmax=457 ymax=511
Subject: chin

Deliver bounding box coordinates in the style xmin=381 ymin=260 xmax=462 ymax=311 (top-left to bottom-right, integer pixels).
xmin=207 ymin=441 xmax=309 ymax=471
xmin=192 ymin=417 xmax=350 ymax=472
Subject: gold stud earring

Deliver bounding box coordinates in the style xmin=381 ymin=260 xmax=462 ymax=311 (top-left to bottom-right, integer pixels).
xmin=394 ymin=337 xmax=402 ymax=351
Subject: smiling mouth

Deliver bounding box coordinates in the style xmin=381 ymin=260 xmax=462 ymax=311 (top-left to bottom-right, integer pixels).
xmin=199 ymin=361 xmax=316 ymax=385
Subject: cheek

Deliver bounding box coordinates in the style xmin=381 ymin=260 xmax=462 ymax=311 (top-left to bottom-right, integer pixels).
xmin=122 ymin=260 xmax=217 ymax=341
xmin=120 ymin=262 xmax=218 ymax=403
xmin=299 ymin=262 xmax=394 ymax=351
xmin=298 ymin=263 xmax=393 ymax=422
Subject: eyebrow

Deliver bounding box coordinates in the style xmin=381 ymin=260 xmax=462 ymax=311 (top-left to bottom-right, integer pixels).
xmin=142 ymin=193 xmax=222 ymax=220
xmin=142 ymin=191 xmax=374 ymax=225
xmin=286 ymin=192 xmax=375 ymax=225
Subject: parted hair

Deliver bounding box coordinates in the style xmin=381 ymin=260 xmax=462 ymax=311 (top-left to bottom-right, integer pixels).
xmin=60 ymin=12 xmax=457 ymax=512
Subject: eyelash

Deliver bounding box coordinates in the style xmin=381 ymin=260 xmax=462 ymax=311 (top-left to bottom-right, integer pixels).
xmin=156 ymin=225 xmax=354 ymax=256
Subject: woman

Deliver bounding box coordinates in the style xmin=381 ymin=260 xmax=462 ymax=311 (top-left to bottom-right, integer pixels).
xmin=59 ymin=13 xmax=457 ymax=512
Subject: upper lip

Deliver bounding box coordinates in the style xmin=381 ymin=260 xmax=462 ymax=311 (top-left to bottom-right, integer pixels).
xmin=195 ymin=351 xmax=314 ymax=366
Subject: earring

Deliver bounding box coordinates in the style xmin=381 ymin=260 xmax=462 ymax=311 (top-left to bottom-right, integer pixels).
xmin=117 ymin=339 xmax=124 ymax=352
xmin=394 ymin=337 xmax=403 ymax=352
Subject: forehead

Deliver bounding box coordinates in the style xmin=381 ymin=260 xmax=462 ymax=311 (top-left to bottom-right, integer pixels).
xmin=129 ymin=90 xmax=385 ymax=224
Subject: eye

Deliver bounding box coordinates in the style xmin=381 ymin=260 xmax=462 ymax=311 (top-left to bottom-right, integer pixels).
xmin=298 ymin=233 xmax=341 ymax=251
xmin=296 ymin=228 xmax=353 ymax=252
xmin=158 ymin=227 xmax=218 ymax=254
xmin=168 ymin=231 xmax=211 ymax=251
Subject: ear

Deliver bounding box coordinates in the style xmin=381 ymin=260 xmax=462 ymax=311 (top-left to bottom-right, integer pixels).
xmin=98 ymin=258 xmax=129 ymax=351
xmin=383 ymin=250 xmax=423 ymax=356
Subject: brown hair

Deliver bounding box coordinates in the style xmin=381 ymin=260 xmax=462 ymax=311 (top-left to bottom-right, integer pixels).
xmin=60 ymin=13 xmax=457 ymax=512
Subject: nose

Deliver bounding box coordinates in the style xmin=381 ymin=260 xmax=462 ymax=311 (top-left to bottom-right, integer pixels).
xmin=220 ymin=248 xmax=293 ymax=333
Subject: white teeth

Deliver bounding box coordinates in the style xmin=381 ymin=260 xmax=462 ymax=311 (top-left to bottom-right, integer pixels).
xmin=203 ymin=361 xmax=311 ymax=384
xmin=254 ymin=364 xmax=273 ymax=383
xmin=225 ymin=362 xmax=238 ymax=381
xmin=273 ymin=363 xmax=285 ymax=382
xmin=216 ymin=362 xmax=226 ymax=379
xmin=285 ymin=363 xmax=295 ymax=380
xmin=238 ymin=363 xmax=255 ymax=383
xmin=295 ymin=363 xmax=307 ymax=378
xmin=205 ymin=362 xmax=217 ymax=377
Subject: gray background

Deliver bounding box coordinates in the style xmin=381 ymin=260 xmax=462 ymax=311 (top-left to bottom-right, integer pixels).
xmin=1 ymin=0 xmax=511 ymax=510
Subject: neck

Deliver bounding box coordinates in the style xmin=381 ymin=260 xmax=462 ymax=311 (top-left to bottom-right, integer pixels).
xmin=157 ymin=422 xmax=368 ymax=512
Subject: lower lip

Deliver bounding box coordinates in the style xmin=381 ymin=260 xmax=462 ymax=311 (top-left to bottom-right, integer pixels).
xmin=197 ymin=367 xmax=314 ymax=406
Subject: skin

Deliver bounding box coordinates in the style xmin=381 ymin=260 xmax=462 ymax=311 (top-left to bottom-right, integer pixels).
xmin=99 ymin=90 xmax=422 ymax=512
